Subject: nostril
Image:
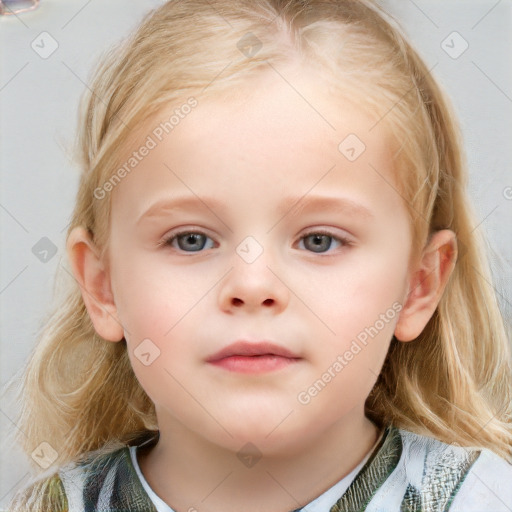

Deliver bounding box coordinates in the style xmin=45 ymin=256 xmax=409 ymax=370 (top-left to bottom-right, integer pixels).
xmin=262 ymin=298 xmax=275 ymax=307
xmin=231 ymin=298 xmax=244 ymax=307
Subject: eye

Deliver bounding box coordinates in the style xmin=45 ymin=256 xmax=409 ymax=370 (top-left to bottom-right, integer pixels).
xmin=165 ymin=232 xmax=215 ymax=252
xmin=298 ymin=232 xmax=347 ymax=253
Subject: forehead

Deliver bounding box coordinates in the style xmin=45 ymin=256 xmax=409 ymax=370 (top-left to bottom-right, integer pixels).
xmin=110 ymin=65 xmax=402 ymax=221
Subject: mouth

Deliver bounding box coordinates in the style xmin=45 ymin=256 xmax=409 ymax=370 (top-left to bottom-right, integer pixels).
xmin=206 ymin=341 xmax=302 ymax=374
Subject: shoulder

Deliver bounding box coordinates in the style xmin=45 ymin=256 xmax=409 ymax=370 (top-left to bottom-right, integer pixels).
xmin=58 ymin=444 xmax=157 ymax=512
xmin=449 ymin=445 xmax=512 ymax=511
xmin=10 ymin=444 xmax=157 ymax=512
xmin=390 ymin=427 xmax=512 ymax=511
xmin=9 ymin=472 xmax=68 ymax=512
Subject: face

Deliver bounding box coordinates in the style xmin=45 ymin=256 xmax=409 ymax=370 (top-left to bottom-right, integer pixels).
xmin=107 ymin=65 xmax=413 ymax=455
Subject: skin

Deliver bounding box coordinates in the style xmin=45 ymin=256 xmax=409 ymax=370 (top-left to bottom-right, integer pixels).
xmin=68 ymin=64 xmax=456 ymax=512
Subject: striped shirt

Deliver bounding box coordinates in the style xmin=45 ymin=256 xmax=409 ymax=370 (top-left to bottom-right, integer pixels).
xmin=13 ymin=425 xmax=512 ymax=511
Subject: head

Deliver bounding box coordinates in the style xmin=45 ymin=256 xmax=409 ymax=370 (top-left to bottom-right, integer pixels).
xmin=18 ymin=0 xmax=512 ymax=467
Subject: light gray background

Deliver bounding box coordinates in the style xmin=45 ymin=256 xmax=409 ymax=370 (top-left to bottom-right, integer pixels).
xmin=1 ymin=0 xmax=511 ymax=507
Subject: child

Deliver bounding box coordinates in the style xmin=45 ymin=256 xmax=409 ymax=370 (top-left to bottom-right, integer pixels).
xmin=9 ymin=0 xmax=512 ymax=510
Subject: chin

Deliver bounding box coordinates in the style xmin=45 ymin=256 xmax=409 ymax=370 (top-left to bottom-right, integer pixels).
xmin=205 ymin=412 xmax=314 ymax=457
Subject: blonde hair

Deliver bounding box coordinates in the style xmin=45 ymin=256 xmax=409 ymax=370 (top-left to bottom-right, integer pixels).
xmin=8 ymin=0 xmax=512 ymax=505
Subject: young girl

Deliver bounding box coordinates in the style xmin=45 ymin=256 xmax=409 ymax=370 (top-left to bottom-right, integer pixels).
xmin=9 ymin=0 xmax=512 ymax=510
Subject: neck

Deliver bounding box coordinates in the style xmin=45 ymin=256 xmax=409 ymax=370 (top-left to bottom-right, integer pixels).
xmin=137 ymin=414 xmax=380 ymax=512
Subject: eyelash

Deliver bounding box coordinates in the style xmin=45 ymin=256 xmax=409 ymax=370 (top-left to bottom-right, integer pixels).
xmin=298 ymin=229 xmax=352 ymax=253
xmin=158 ymin=230 xmax=217 ymax=252
xmin=159 ymin=228 xmax=352 ymax=254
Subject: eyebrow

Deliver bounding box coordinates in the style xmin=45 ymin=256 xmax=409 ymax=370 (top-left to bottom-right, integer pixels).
xmin=136 ymin=193 xmax=374 ymax=225
xmin=277 ymin=195 xmax=374 ymax=220
xmin=136 ymin=195 xmax=228 ymax=225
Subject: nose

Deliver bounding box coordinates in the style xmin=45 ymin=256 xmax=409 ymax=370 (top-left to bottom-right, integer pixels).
xmin=217 ymin=256 xmax=290 ymax=315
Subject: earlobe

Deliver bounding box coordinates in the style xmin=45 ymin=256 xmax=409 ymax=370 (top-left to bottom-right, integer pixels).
xmin=66 ymin=227 xmax=125 ymax=342
xmin=394 ymin=230 xmax=457 ymax=342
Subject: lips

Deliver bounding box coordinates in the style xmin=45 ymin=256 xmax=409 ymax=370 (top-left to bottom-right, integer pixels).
xmin=206 ymin=341 xmax=301 ymax=373
xmin=207 ymin=341 xmax=299 ymax=361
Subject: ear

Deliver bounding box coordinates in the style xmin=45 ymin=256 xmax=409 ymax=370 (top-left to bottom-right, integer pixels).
xmin=394 ymin=230 xmax=457 ymax=342
xmin=66 ymin=227 xmax=124 ymax=342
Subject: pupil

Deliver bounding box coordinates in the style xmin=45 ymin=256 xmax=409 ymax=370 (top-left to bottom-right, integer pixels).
xmin=306 ymin=234 xmax=331 ymax=253
xmin=179 ymin=233 xmax=205 ymax=251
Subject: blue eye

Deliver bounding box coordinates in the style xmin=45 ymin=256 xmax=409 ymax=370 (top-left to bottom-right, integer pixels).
xmin=299 ymin=233 xmax=343 ymax=253
xmin=168 ymin=232 xmax=215 ymax=252
xmin=163 ymin=230 xmax=348 ymax=253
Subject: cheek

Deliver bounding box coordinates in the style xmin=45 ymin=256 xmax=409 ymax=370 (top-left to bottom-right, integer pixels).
xmin=313 ymin=248 xmax=409 ymax=330
xmin=111 ymin=252 xmax=213 ymax=339
xmin=299 ymin=247 xmax=409 ymax=385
